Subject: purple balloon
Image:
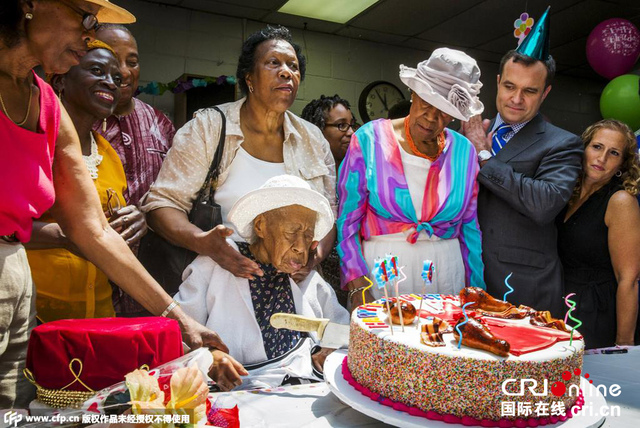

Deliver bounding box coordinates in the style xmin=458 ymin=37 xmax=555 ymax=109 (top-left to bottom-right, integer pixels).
xmin=586 ymin=18 xmax=640 ymax=80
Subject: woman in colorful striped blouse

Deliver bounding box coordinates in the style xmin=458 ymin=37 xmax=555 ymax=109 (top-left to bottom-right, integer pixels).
xmin=338 ymin=48 xmax=487 ymax=309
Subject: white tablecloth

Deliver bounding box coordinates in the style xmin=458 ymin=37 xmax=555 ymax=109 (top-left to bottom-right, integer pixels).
xmin=583 ymin=346 xmax=640 ymax=428
xmin=211 ymin=348 xmax=639 ymax=428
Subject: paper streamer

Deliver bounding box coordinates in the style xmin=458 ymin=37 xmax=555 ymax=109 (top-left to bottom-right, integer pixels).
xmin=564 ymin=293 xmax=582 ymax=347
xmin=456 ymin=302 xmax=474 ymax=350
xmin=502 ymin=272 xmax=514 ymax=302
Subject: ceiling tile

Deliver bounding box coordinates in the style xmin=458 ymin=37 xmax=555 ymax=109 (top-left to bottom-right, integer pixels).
xmin=335 ymin=27 xmax=409 ymax=45
xmin=261 ymin=11 xmax=344 ymax=33
xmin=180 ymin=0 xmax=266 ymax=20
xmin=349 ymin=0 xmax=484 ymax=37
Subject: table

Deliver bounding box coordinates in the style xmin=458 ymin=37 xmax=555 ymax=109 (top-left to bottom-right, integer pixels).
xmin=583 ymin=346 xmax=640 ymax=428
xmin=211 ymin=348 xmax=639 ymax=428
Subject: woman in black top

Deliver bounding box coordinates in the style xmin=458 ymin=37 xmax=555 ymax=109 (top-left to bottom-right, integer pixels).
xmin=557 ymin=119 xmax=640 ymax=349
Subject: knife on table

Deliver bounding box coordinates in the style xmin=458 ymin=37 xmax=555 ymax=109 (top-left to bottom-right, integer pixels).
xmin=270 ymin=313 xmax=349 ymax=349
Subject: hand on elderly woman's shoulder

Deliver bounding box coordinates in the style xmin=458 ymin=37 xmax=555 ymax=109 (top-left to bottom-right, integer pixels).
xmin=198 ymin=225 xmax=264 ymax=279
xmin=461 ymin=114 xmax=492 ymax=153
xmin=209 ymin=349 xmax=248 ymax=391
xmin=108 ymin=205 xmax=147 ymax=248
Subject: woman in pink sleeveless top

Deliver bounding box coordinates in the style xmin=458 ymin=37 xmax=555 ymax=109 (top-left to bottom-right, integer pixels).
xmin=0 ymin=1 xmax=228 ymax=408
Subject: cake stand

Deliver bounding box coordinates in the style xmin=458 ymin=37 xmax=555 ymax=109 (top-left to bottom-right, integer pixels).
xmin=324 ymin=350 xmax=606 ymax=428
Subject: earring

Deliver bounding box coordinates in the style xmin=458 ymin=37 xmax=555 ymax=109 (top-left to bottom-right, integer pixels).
xmin=615 ymin=170 xmax=622 ymax=177
xmin=248 ymin=84 xmax=254 ymax=93
xmin=102 ymin=118 xmax=107 ymax=132
xmin=25 ymin=13 xmax=33 ymax=20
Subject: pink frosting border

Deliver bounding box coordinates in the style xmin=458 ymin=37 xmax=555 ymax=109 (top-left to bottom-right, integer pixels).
xmin=341 ymin=357 xmax=585 ymax=427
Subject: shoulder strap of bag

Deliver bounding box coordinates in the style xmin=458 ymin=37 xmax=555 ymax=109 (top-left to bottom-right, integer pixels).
xmin=193 ymin=106 xmax=226 ymax=205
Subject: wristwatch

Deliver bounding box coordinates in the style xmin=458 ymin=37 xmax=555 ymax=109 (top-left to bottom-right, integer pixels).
xmin=477 ymin=150 xmax=493 ymax=162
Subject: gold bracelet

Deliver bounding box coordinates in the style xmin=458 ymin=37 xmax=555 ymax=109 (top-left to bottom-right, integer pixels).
xmin=161 ymin=300 xmax=180 ymax=317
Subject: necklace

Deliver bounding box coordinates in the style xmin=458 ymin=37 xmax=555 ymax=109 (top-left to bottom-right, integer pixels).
xmin=404 ymin=116 xmax=445 ymax=162
xmin=83 ymin=133 xmax=103 ymax=180
xmin=0 ymin=83 xmax=34 ymax=127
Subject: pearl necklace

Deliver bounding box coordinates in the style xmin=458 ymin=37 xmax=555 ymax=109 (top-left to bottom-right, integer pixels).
xmin=83 ymin=133 xmax=103 ymax=180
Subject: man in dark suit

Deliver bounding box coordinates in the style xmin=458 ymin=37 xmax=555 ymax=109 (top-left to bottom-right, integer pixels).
xmin=462 ymin=50 xmax=583 ymax=317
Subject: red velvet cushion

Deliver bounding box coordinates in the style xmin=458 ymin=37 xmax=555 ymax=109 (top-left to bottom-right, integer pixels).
xmin=26 ymin=317 xmax=183 ymax=391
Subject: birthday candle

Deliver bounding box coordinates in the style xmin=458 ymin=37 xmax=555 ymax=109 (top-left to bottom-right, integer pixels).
xmin=456 ymin=302 xmax=474 ymax=350
xmin=361 ymin=277 xmax=373 ymax=306
xmin=503 ymin=272 xmax=514 ymax=302
xmin=564 ymin=293 xmax=582 ymax=347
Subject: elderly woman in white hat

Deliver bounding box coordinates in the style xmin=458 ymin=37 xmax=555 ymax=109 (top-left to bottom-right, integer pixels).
xmin=175 ymin=175 xmax=349 ymax=391
xmin=338 ymin=48 xmax=487 ymax=309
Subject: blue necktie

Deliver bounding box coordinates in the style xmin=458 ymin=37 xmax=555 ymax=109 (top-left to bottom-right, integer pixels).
xmin=491 ymin=123 xmax=513 ymax=155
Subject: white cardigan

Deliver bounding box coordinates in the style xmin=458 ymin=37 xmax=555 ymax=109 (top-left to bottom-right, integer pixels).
xmin=175 ymin=241 xmax=349 ymax=388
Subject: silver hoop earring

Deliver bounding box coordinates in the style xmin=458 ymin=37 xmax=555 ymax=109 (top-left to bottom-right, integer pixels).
xmin=25 ymin=13 xmax=33 ymax=20
xmin=615 ymin=170 xmax=622 ymax=178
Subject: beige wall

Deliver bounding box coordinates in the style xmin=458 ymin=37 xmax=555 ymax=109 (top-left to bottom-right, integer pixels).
xmin=117 ymin=0 xmax=605 ymax=134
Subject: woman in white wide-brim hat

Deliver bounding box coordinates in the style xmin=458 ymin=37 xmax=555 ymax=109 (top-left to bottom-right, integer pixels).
xmin=175 ymin=175 xmax=349 ymax=391
xmin=337 ymin=47 xmax=488 ymax=308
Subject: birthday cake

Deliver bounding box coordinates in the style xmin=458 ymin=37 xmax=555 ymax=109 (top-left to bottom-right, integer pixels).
xmin=345 ymin=288 xmax=585 ymax=425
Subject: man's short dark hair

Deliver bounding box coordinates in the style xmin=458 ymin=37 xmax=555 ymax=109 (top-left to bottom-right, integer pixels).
xmin=498 ymin=50 xmax=556 ymax=88
xmin=236 ymin=25 xmax=306 ymax=95
xmin=301 ymin=95 xmax=351 ymax=130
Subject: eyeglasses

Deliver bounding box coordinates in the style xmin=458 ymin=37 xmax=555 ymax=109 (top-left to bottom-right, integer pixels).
xmin=325 ymin=121 xmax=360 ymax=132
xmin=60 ymin=0 xmax=99 ymax=31
xmin=106 ymin=188 xmax=122 ymax=217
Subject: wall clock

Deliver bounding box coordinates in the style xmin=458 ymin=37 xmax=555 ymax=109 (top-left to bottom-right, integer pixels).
xmin=358 ymin=80 xmax=405 ymax=123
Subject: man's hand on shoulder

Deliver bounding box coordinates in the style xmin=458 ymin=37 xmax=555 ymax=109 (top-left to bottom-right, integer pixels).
xmin=461 ymin=114 xmax=493 ymax=154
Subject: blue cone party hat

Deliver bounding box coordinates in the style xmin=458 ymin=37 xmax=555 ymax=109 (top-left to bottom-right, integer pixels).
xmin=516 ymin=6 xmax=550 ymax=60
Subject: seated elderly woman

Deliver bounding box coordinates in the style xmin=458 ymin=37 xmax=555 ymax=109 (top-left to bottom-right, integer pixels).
xmin=175 ymin=175 xmax=349 ymax=391
xmin=338 ymin=48 xmax=486 ymax=309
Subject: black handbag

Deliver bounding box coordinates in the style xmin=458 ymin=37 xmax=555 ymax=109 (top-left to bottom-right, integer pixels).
xmin=138 ymin=106 xmax=226 ymax=296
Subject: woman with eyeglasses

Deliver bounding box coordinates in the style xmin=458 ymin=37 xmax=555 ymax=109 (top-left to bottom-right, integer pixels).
xmin=301 ymin=95 xmax=358 ymax=306
xmin=302 ymin=95 xmax=359 ymax=170
xmin=338 ymin=49 xmax=487 ymax=310
xmin=142 ymin=26 xmax=337 ymax=290
xmin=0 ymin=1 xmax=227 ymax=408
xmin=25 ymin=41 xmax=149 ymax=325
